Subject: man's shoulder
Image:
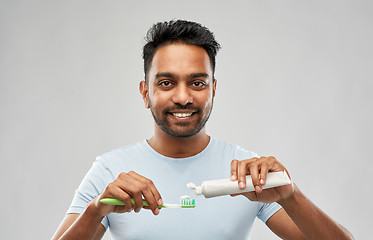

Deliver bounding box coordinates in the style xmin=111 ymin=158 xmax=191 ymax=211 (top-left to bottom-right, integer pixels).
xmin=96 ymin=140 xmax=147 ymax=163
xmin=212 ymin=137 xmax=259 ymax=160
xmin=212 ymin=137 xmax=238 ymax=151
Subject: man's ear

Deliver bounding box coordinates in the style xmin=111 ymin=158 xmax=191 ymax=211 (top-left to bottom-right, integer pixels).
xmin=213 ymin=78 xmax=217 ymax=97
xmin=139 ymin=81 xmax=150 ymax=109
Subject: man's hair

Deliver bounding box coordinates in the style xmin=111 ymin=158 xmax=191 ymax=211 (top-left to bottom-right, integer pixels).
xmin=142 ymin=20 xmax=221 ymax=82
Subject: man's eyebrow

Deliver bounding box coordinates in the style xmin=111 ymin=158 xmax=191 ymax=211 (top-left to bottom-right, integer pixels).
xmin=154 ymin=72 xmax=210 ymax=80
xmin=155 ymin=72 xmax=176 ymax=79
xmin=188 ymin=73 xmax=209 ymax=79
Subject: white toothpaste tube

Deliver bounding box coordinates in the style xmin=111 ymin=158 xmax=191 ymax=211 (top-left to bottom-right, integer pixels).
xmin=187 ymin=171 xmax=291 ymax=198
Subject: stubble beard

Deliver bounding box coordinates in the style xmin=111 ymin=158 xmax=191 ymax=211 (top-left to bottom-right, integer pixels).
xmin=148 ymin=100 xmax=214 ymax=138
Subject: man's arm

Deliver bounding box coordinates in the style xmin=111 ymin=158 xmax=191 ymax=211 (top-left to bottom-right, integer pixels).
xmin=264 ymin=188 xmax=354 ymax=240
xmin=274 ymin=183 xmax=353 ymax=239
xmin=230 ymin=157 xmax=354 ymax=240
xmin=266 ymin=208 xmax=305 ymax=240
xmin=51 ymin=210 xmax=105 ymax=240
xmin=52 ymin=171 xmax=163 ymax=240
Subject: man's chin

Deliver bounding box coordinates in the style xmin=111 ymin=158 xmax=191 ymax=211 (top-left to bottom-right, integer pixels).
xmin=153 ymin=115 xmax=208 ymax=138
xmin=160 ymin=125 xmax=203 ymax=138
xmin=165 ymin=129 xmax=200 ymax=138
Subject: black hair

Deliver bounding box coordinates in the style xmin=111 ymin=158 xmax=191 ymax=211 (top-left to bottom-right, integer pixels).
xmin=142 ymin=20 xmax=221 ymax=82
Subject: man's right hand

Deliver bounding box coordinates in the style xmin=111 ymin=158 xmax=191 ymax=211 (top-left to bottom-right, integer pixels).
xmin=52 ymin=171 xmax=162 ymax=240
xmin=92 ymin=171 xmax=163 ymax=217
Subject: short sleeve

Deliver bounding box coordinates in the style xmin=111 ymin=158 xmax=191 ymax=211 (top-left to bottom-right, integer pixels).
xmin=66 ymin=157 xmax=114 ymax=229
xmin=256 ymin=202 xmax=282 ymax=223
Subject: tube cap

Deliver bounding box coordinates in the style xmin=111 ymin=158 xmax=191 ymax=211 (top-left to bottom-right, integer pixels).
xmin=186 ymin=182 xmax=202 ymax=195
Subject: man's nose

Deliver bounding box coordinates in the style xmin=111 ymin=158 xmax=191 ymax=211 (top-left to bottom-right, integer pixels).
xmin=171 ymin=84 xmax=193 ymax=106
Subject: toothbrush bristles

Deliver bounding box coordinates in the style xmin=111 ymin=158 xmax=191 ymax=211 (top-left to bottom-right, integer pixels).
xmin=180 ymin=197 xmax=195 ymax=208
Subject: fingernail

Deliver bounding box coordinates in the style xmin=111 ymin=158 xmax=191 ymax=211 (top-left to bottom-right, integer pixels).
xmin=158 ymin=199 xmax=163 ymax=206
xmin=135 ymin=208 xmax=141 ymax=213
xmin=239 ymin=182 xmax=245 ymax=189
xmin=255 ymin=185 xmax=261 ymax=192
xmin=260 ymin=179 xmax=265 ymax=185
xmin=231 ymin=175 xmax=236 ymax=181
xmin=154 ymin=208 xmax=160 ymax=215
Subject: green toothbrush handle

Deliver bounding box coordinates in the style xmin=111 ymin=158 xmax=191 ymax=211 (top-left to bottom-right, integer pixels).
xmin=100 ymin=198 xmax=150 ymax=206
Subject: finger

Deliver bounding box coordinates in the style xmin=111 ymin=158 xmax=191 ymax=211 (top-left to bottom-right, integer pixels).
xmin=131 ymin=188 xmax=144 ymax=213
xmin=111 ymin=184 xmax=133 ymax=213
xmin=238 ymin=160 xmax=249 ymax=189
xmin=97 ymin=187 xmax=121 ymax=214
xmin=144 ymin=178 xmax=163 ymax=206
xmin=248 ymin=159 xmax=261 ymax=193
xmin=259 ymin=156 xmax=277 ymax=184
xmin=259 ymin=161 xmax=269 ymax=186
xmin=118 ymin=191 xmax=133 ymax=213
xmin=230 ymin=160 xmax=239 ymax=181
xmin=128 ymin=171 xmax=163 ymax=208
xmin=114 ymin=176 xmax=138 ymax=212
xmin=128 ymin=172 xmax=161 ymax=215
xmin=104 ymin=191 xmax=132 ymax=214
xmin=103 ymin=179 xmax=134 ymax=213
xmin=141 ymin=183 xmax=160 ymax=215
xmin=117 ymin=176 xmax=146 ymax=213
xmin=266 ymin=156 xmax=284 ymax=172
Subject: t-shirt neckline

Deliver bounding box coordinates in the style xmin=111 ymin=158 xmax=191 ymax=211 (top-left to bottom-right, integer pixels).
xmin=142 ymin=136 xmax=215 ymax=162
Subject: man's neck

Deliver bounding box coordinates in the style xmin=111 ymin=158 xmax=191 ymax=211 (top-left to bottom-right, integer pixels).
xmin=147 ymin=127 xmax=210 ymax=158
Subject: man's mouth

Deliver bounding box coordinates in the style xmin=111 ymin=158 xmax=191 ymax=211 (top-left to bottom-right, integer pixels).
xmin=171 ymin=112 xmax=194 ymax=118
xmin=165 ymin=107 xmax=199 ymax=120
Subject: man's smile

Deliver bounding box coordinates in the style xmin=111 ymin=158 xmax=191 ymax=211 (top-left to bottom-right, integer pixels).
xmin=171 ymin=112 xmax=193 ymax=117
xmin=167 ymin=110 xmax=198 ymax=121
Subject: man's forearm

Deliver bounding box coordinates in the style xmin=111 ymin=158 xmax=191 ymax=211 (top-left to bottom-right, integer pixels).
xmin=277 ymin=184 xmax=353 ymax=240
xmin=58 ymin=203 xmax=105 ymax=240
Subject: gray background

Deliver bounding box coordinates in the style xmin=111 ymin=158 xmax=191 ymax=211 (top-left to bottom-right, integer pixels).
xmin=1 ymin=0 xmax=371 ymax=239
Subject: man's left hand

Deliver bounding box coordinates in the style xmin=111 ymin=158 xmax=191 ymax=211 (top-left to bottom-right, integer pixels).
xmin=230 ymin=156 xmax=294 ymax=203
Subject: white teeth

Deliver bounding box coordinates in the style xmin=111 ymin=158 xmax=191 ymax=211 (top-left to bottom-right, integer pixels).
xmin=172 ymin=112 xmax=193 ymax=118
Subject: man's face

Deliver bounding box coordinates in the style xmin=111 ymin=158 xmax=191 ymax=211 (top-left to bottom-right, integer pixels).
xmin=140 ymin=43 xmax=216 ymax=138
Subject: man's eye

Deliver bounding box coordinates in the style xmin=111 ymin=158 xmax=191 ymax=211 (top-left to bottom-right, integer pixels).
xmin=193 ymin=81 xmax=205 ymax=87
xmin=160 ymin=81 xmax=171 ymax=86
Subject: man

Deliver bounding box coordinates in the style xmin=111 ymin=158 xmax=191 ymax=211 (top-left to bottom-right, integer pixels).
xmin=52 ymin=20 xmax=353 ymax=239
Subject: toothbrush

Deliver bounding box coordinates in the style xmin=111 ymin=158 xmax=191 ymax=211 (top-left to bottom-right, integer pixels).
xmin=100 ymin=195 xmax=195 ymax=208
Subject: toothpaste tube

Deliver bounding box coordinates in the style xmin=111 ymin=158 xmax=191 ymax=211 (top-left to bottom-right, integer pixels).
xmin=187 ymin=171 xmax=291 ymax=198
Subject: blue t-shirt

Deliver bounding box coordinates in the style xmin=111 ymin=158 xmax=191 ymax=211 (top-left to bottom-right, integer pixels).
xmin=67 ymin=137 xmax=282 ymax=239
